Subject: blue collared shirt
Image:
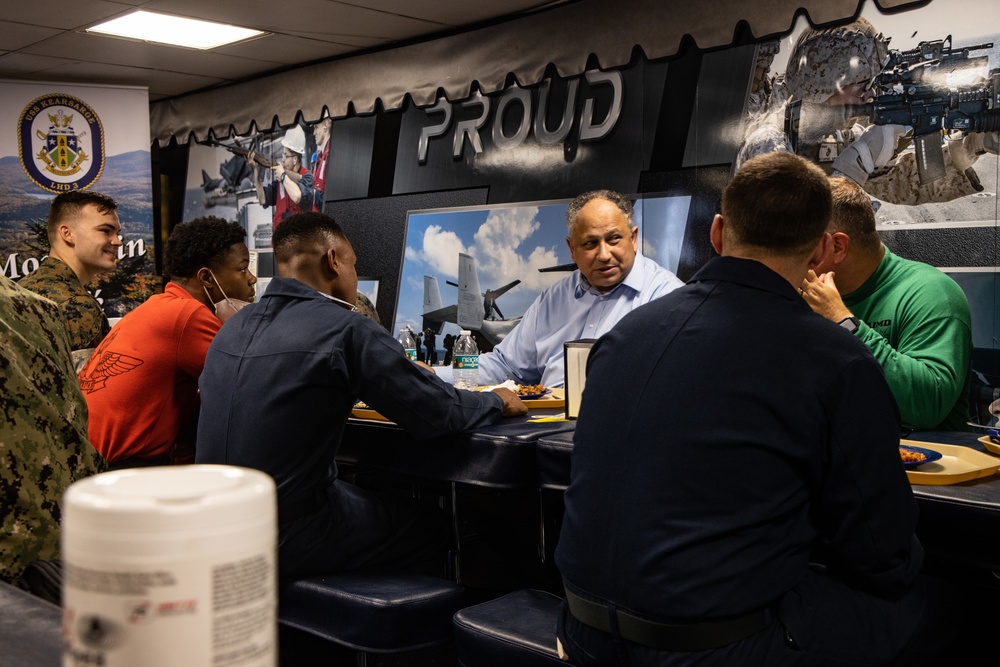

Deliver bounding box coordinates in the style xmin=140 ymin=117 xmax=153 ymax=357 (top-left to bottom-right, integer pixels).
xmin=477 ymin=254 xmax=683 ymax=387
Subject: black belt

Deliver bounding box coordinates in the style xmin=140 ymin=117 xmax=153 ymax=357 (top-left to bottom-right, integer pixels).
xmin=278 ymin=487 xmax=327 ymax=525
xmin=564 ymin=586 xmax=771 ymax=652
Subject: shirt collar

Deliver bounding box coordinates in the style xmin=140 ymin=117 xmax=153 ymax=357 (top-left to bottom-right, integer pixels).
xmin=573 ymin=253 xmax=648 ymax=298
xmin=318 ymin=290 xmax=358 ymax=312
xmin=690 ymin=256 xmax=804 ymax=304
xmin=44 ymin=256 xmax=84 ymax=287
xmin=843 ymin=244 xmax=890 ymax=305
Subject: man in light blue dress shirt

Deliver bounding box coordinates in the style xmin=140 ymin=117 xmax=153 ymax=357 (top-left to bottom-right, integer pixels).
xmin=478 ymin=190 xmax=684 ymax=388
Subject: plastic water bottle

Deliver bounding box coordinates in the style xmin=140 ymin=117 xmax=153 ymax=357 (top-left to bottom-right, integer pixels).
xmin=397 ymin=327 xmax=417 ymax=361
xmin=452 ymin=330 xmax=479 ymax=389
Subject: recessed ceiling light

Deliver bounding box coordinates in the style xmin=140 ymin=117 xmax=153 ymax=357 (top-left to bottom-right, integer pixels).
xmin=86 ymin=10 xmax=266 ymax=50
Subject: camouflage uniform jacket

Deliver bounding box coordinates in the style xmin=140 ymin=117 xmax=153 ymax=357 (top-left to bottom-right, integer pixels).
xmin=0 ymin=275 xmax=105 ymax=585
xmin=18 ymin=256 xmax=110 ymax=350
xmin=736 ymin=90 xmax=981 ymax=206
xmin=355 ymin=291 xmax=380 ymax=324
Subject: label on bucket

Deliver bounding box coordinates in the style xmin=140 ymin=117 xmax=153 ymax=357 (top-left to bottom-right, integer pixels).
xmin=63 ymin=551 xmax=275 ymax=666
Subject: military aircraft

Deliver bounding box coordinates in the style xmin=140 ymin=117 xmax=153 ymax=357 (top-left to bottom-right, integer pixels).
xmin=199 ymin=154 xmax=253 ymax=208
xmin=422 ymin=253 xmax=523 ymax=348
xmin=200 ymin=169 xmax=225 ymax=193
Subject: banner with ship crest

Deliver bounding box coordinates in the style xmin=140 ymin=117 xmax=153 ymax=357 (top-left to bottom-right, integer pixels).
xmin=1 ymin=81 xmax=153 ymax=317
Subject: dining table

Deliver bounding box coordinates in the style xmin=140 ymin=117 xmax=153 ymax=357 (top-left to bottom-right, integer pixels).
xmin=340 ymin=406 xmax=1000 ymax=577
xmin=339 ymin=405 xmax=573 ymax=489
xmin=0 ymin=581 xmax=62 ymax=667
xmin=7 ymin=424 xmax=999 ymax=664
xmin=535 ymin=428 xmax=1000 ymax=577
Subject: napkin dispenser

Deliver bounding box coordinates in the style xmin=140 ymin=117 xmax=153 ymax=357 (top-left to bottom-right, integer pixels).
xmin=564 ymin=339 xmax=596 ymax=420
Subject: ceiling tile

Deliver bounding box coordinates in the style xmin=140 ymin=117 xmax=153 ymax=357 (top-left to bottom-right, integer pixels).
xmin=0 ymin=0 xmax=133 ymax=30
xmin=145 ymin=0 xmax=442 ymax=40
xmin=0 ymin=52 xmax=224 ymax=95
xmin=23 ymin=32 xmax=283 ymax=79
xmin=349 ymin=0 xmax=560 ymax=26
xmin=0 ymin=53 xmax=70 ymax=77
xmin=0 ymin=21 xmax=63 ymax=51
xmin=213 ymin=34 xmax=358 ymax=64
xmin=0 ymin=0 xmax=580 ymax=101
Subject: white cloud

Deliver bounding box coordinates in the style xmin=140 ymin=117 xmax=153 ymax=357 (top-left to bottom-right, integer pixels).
xmin=471 ymin=207 xmax=560 ymax=290
xmin=417 ymin=225 xmax=467 ymax=279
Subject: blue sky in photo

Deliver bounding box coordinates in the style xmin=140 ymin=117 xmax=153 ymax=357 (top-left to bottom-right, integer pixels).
xmin=392 ymin=195 xmax=692 ymax=335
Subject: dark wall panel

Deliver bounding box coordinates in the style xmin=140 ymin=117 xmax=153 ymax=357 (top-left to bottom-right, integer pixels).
xmin=325 ymin=188 xmax=490 ymax=328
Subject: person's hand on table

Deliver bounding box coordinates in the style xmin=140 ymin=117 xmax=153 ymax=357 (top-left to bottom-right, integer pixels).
xmin=800 ymin=270 xmax=853 ymax=323
xmin=491 ymin=387 xmax=527 ymax=417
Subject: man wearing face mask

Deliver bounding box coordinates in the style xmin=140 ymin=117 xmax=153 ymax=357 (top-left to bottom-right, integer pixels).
xmin=79 ymin=217 xmax=255 ymax=469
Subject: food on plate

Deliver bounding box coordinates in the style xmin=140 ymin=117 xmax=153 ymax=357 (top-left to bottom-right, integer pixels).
xmin=899 ymin=447 xmax=927 ymax=463
xmin=517 ymin=383 xmax=547 ymax=396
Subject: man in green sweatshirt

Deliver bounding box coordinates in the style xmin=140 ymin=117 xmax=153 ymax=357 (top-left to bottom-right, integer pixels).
xmin=800 ymin=176 xmax=972 ymax=432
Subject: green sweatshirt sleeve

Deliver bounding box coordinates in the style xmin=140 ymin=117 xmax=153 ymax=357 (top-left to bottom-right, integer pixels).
xmin=857 ymin=315 xmax=971 ymax=430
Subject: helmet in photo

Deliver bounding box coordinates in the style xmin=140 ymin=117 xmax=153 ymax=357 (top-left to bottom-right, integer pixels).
xmin=281 ymin=125 xmax=307 ymax=157
xmin=784 ymin=17 xmax=890 ymax=103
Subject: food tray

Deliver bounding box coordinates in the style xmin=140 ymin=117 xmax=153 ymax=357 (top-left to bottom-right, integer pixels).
xmin=518 ymin=387 xmax=564 ymax=409
xmin=350 ymin=387 xmax=565 ymax=422
xmin=902 ymin=439 xmax=1000 ymax=485
xmin=978 ymin=435 xmax=1000 ymax=457
xmin=350 ymin=407 xmax=393 ymax=422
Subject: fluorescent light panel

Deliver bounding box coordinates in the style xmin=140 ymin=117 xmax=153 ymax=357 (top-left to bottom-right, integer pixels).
xmin=87 ymin=10 xmax=265 ymax=50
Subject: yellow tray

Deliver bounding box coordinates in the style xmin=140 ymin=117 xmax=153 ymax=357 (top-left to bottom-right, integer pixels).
xmin=351 ymin=407 xmax=393 ymax=422
xmin=902 ymin=439 xmax=1000 ymax=485
xmin=978 ymin=435 xmax=1000 ymax=457
xmin=516 ymin=387 xmax=565 ymax=409
xmin=351 ymin=387 xmax=565 ymax=422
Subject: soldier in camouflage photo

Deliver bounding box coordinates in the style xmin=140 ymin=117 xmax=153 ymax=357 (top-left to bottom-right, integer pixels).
xmin=737 ymin=17 xmax=1000 ymax=206
xmin=18 ymin=190 xmax=121 ymax=350
xmin=0 ymin=274 xmax=105 ymax=589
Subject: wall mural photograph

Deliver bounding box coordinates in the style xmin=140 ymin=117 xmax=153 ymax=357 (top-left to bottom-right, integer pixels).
xmin=0 ymin=83 xmax=155 ymax=317
xmin=392 ymin=194 xmax=691 ymax=357
xmin=166 ymin=0 xmax=1000 ymax=373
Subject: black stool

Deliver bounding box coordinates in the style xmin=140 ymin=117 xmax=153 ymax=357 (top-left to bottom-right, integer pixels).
xmin=453 ymin=588 xmax=572 ymax=666
xmin=279 ymin=570 xmax=465 ymax=666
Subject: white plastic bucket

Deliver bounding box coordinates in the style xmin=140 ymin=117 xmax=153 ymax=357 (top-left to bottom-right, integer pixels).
xmin=62 ymin=465 xmax=277 ymax=667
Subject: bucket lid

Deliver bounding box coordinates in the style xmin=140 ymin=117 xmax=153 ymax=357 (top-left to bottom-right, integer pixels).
xmin=63 ymin=465 xmax=276 ymax=534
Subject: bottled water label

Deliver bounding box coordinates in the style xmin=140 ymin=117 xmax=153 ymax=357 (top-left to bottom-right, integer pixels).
xmin=453 ymin=354 xmax=479 ymax=370
xmin=397 ymin=328 xmax=417 ymax=362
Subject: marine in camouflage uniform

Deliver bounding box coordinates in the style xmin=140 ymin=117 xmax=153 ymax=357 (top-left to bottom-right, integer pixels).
xmin=737 ymin=18 xmax=994 ymax=206
xmin=18 ymin=256 xmax=110 ymax=350
xmin=0 ymin=275 xmax=105 ymax=586
xmin=745 ymin=40 xmax=781 ymax=119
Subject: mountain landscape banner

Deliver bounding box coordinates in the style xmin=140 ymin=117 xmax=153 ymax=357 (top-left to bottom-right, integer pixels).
xmin=1 ymin=81 xmax=153 ymax=316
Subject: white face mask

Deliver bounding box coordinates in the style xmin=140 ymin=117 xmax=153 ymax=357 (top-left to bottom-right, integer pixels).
xmin=205 ymin=272 xmax=252 ymax=324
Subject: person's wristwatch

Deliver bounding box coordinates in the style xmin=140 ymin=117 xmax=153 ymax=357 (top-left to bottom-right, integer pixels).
xmin=838 ymin=315 xmax=860 ymax=334
xmin=279 ymin=171 xmax=287 ymax=182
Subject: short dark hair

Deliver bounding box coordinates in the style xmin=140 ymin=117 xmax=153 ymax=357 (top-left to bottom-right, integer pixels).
xmin=722 ymin=152 xmax=832 ymax=255
xmin=164 ymin=217 xmax=246 ymax=279
xmin=829 ymin=177 xmax=882 ymax=254
xmin=273 ymin=212 xmax=348 ymax=264
xmin=566 ymin=190 xmax=634 ymax=231
xmin=47 ymin=190 xmax=118 ymax=236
